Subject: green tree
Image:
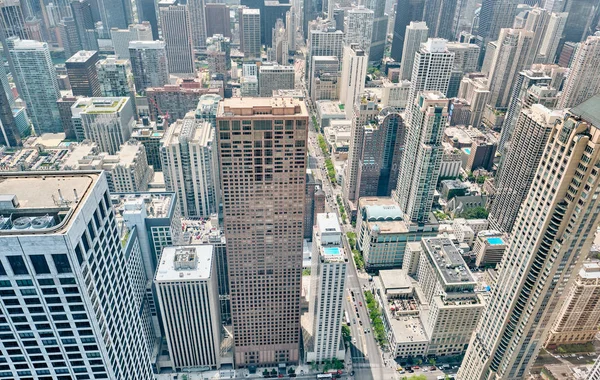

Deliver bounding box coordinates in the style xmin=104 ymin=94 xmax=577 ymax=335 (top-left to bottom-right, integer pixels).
xmin=263 ymin=369 xmax=269 ymax=377
xmin=288 ymin=367 xmax=295 ymax=374
xmin=332 ymin=358 xmax=344 ymax=370
xmin=271 ymin=368 xmax=277 ymax=376
xmin=181 ymin=375 xmax=188 ymax=380
xmin=458 ymin=206 xmax=489 ymax=219
xmin=342 ymin=325 xmax=352 ymax=343
xmin=429 ymin=358 xmax=436 ymax=367
xmin=416 ymin=359 xmax=422 ymax=366
xmin=346 ymin=232 xmax=357 ymax=249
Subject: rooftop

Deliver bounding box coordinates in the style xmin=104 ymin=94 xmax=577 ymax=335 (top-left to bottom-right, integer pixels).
xmin=316 ymin=100 xmax=345 ymax=115
xmin=570 ymin=94 xmax=600 ymax=128
xmin=111 ymin=192 xmax=176 ymax=220
xmin=379 ymin=269 xmax=413 ymax=296
xmin=423 ymin=237 xmax=475 ymax=285
xmin=65 ymin=50 xmax=97 ymax=63
xmin=80 ymin=97 xmax=128 ymax=114
xmin=156 ymin=245 xmax=214 ymax=282
xmin=218 ymin=97 xmax=307 ymax=117
xmin=580 ymin=261 xmax=600 ymax=280
xmin=316 ymin=212 xmax=341 ymax=234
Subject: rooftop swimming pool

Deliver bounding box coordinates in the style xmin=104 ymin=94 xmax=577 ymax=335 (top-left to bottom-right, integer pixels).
xmin=487 ymin=237 xmax=504 ymax=245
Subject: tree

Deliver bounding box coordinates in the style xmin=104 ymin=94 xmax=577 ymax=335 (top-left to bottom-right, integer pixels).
xmin=428 ymin=358 xmax=436 ymax=367
xmin=342 ymin=325 xmax=352 ymax=343
xmin=263 ymin=369 xmax=269 ymax=377
xmin=416 ymin=359 xmax=422 ymax=366
xmin=181 ymin=376 xmax=188 ymax=380
xmin=332 ymin=358 xmax=344 ymax=370
xmin=288 ymin=367 xmax=295 ymax=374
xmin=271 ymin=368 xmax=277 ymax=376
xmin=458 ymin=206 xmax=489 ymax=219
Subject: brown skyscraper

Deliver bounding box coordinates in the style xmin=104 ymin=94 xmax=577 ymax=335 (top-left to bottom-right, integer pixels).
xmin=216 ymin=98 xmax=308 ymax=367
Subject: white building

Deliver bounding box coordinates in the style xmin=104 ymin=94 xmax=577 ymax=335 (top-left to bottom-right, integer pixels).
xmin=155 ymin=245 xmax=221 ymax=370
xmin=159 ymin=0 xmax=195 ymax=74
xmin=339 ymin=43 xmax=368 ymax=116
xmin=344 ymin=6 xmax=374 ymax=53
xmin=258 ymin=63 xmax=295 ymax=97
xmin=307 ymin=21 xmax=344 ymax=93
xmin=406 ymin=38 xmax=454 ymax=106
xmin=110 ymin=22 xmax=153 ymax=59
xmin=306 ymin=213 xmax=347 ymax=363
xmin=399 ymin=21 xmax=428 ymax=81
xmin=473 ymin=230 xmax=507 ymax=267
xmin=381 ymin=79 xmax=410 ymax=110
xmin=0 ymin=171 xmax=154 ymax=379
xmin=161 ymin=112 xmax=218 ymax=218
xmin=558 ymin=34 xmax=600 ymax=109
xmin=129 ymin=40 xmax=170 ymax=93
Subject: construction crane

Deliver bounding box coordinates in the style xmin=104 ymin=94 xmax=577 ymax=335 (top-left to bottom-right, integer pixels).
xmin=147 ymin=96 xmax=169 ymax=122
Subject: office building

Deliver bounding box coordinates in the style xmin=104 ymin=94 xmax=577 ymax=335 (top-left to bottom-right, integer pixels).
xmin=146 ymin=80 xmax=222 ymax=122
xmin=129 ymin=41 xmax=170 ymax=93
xmin=0 ymin=0 xmax=28 ymax=39
xmin=390 ymin=0 xmax=424 ymax=62
xmin=131 ymin=117 xmax=166 ymax=170
xmin=70 ymin=0 xmax=98 ymax=51
xmin=310 ymin=56 xmax=340 ymax=102
xmin=446 ymin=42 xmax=480 ymax=98
xmin=59 ymin=17 xmax=83 ymax=58
xmin=365 ymin=0 xmax=387 ymax=62
xmin=558 ymin=34 xmax=600 ymax=109
xmin=394 ymin=91 xmax=449 ymax=223
xmin=422 ymin=0 xmax=460 ymax=40
xmin=0 ymin=171 xmax=154 ymax=379
xmin=110 ymin=23 xmax=153 ymax=59
xmin=9 ymin=39 xmax=61 ymax=134
xmin=0 ymin=80 xmax=20 ymax=147
xmin=258 ymin=64 xmax=295 ymax=97
xmin=477 ymin=0 xmax=520 ymax=42
xmin=489 ymin=105 xmax=564 ymax=233
xmin=269 ymin=19 xmax=288 ymax=65
xmin=561 ymin=0 xmax=600 ymax=44
xmin=65 ymin=50 xmax=101 ymax=97
xmin=344 ymin=6 xmax=374 ymax=53
xmin=79 ymin=97 xmax=135 ymax=154
xmin=545 ymin=261 xmax=600 ymax=347
xmin=459 ymin=95 xmax=600 ymax=380
xmin=57 ymin=94 xmax=81 ymax=140
xmin=240 ymin=8 xmax=261 ymax=58
xmin=216 ymin=97 xmax=308 ymax=367
xmin=161 ymin=112 xmax=218 ymax=218
xmin=399 ymin=21 xmax=428 ymax=81
xmin=155 ymin=245 xmax=221 ymax=370
xmin=206 ymin=34 xmax=231 ymax=78
xmin=261 ymin=0 xmax=291 ymax=47
xmin=304 ymin=171 xmax=325 ymax=239
xmin=96 ymin=0 xmax=132 ymax=30
xmin=135 ymin=0 xmax=159 ymax=38
xmin=159 ymin=1 xmax=195 ymax=74
xmin=307 ymin=21 xmax=344 ymax=92
xmin=187 ymin=0 xmax=207 ymax=50
xmin=205 ymin=3 xmax=231 ymax=39
xmin=473 ymin=231 xmax=507 ymax=267
xmin=522 ymin=8 xmax=568 ymax=64
xmin=486 ymin=28 xmax=535 ymax=109
xmin=405 ymin=38 xmax=453 ymax=107
xmin=306 ymin=213 xmax=347 ymax=363
xmin=339 ymin=44 xmax=368 ymax=115
xmin=97 ymin=56 xmax=136 ymax=102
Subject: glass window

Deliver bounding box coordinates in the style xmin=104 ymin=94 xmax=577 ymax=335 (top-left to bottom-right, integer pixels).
xmin=52 ymin=255 xmax=72 ymax=274
xmin=7 ymin=256 xmax=28 ymax=275
xmin=0 ymin=261 xmax=6 ymax=276
xmin=29 ymin=255 xmax=50 ymax=275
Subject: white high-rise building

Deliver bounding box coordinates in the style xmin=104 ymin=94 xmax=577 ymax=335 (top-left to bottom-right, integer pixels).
xmin=340 ymin=43 xmax=368 ymax=115
xmin=306 ymin=213 xmax=347 ymax=363
xmin=406 ymin=38 xmax=454 ymax=106
xmin=399 ymin=21 xmax=429 ymax=81
xmin=307 ymin=21 xmax=344 ymax=92
xmin=558 ymin=34 xmax=600 ymax=109
xmin=393 ymin=91 xmax=449 ymax=223
xmin=240 ymin=8 xmax=261 ymax=58
xmin=258 ymin=63 xmax=295 ymax=96
xmin=187 ymin=0 xmax=207 ymax=50
xmin=161 ymin=112 xmax=218 ymax=218
xmin=459 ymin=95 xmax=600 ymax=380
xmin=159 ymin=0 xmax=195 ymax=74
xmin=310 ymin=56 xmax=340 ymax=102
xmin=78 ymin=97 xmax=135 ymax=155
xmin=110 ymin=22 xmax=153 ymax=59
xmin=9 ymin=39 xmax=61 ymax=134
xmin=155 ymin=245 xmax=221 ymax=370
xmin=0 ymin=172 xmax=154 ymax=379
xmin=344 ymin=6 xmax=374 ymax=54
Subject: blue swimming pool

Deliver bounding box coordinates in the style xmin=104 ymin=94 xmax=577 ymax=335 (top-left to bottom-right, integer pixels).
xmin=464 ymin=148 xmax=471 ymax=154
xmin=487 ymin=237 xmax=503 ymax=245
xmin=323 ymin=247 xmax=341 ymax=255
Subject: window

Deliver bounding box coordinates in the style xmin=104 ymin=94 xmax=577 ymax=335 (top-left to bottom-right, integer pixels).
xmin=29 ymin=255 xmax=50 ymax=275
xmin=7 ymin=256 xmax=28 ymax=275
xmin=0 ymin=261 xmax=5 ymax=276
xmin=52 ymin=255 xmax=72 ymax=274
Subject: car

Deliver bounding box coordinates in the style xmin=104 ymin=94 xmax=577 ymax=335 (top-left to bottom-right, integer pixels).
xmin=353 ymin=319 xmax=356 ymax=324
xmin=364 ymin=329 xmax=368 ymax=334
xmin=352 ymin=338 xmax=357 ymax=344
xmin=359 ymin=301 xmax=362 ymax=307
xmin=359 ymin=320 xmax=363 ymax=326
xmin=413 ymin=366 xmax=420 ymax=370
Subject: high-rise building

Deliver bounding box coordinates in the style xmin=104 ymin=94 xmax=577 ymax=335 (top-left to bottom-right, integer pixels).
xmin=459 ymin=95 xmax=600 ymax=380
xmin=59 ymin=17 xmax=83 ymax=58
xmin=477 ymin=0 xmax=520 ymax=42
xmin=159 ymin=0 xmax=195 ymax=74
xmin=457 ymin=74 xmax=490 ymax=128
xmin=239 ymin=8 xmax=261 ymax=58
xmin=389 ymin=0 xmax=424 ymax=62
xmin=306 ymin=20 xmax=344 ymax=83
xmin=258 ymin=63 xmax=295 ymax=97
xmin=9 ymin=39 xmax=62 ymax=134
xmin=79 ymin=97 xmax=135 ymax=154
xmin=0 ymin=171 xmax=154 ymax=379
xmin=269 ymin=18 xmax=288 ymax=65
xmin=135 ymin=0 xmax=159 ymax=38
xmin=207 ymin=34 xmax=231 ymax=78
xmin=545 ymin=261 xmax=600 ymax=347
xmin=205 ymin=3 xmax=231 ymax=39
xmin=286 ymin=9 xmax=295 ymax=53
xmin=70 ymin=0 xmax=99 ymax=50
xmin=96 ymin=0 xmax=132 ymax=30
xmin=306 ymin=213 xmax=347 ymax=363
xmin=129 ymin=40 xmax=170 ymax=93
xmin=344 ymin=6 xmax=374 ymax=54
xmin=0 ymin=0 xmax=28 ymax=40
xmin=187 ymin=0 xmax=207 ymax=50
xmin=339 ymin=44 xmax=368 ymax=114
xmin=216 ymin=97 xmax=308 ymax=367
xmin=521 ymin=7 xmax=568 ymax=64
xmin=422 ymin=0 xmax=459 ymax=40
xmin=399 ymin=21 xmax=428 ymax=81
xmin=155 ymin=245 xmax=221 ymax=370
xmin=591 ymin=356 xmax=600 ymax=380
xmin=0 ymin=76 xmax=20 ymax=147
xmin=262 ymin=0 xmax=291 ymax=47
xmin=97 ymin=56 xmax=136 ymax=103
xmin=365 ymin=0 xmax=387 ymax=62
xmin=486 ymin=28 xmax=534 ymax=109
xmin=304 ymin=171 xmax=325 ymax=239
xmin=57 ymin=94 xmax=80 ymax=139
xmin=131 ymin=117 xmax=167 ymax=170
xmin=110 ymin=23 xmax=153 ymax=59
xmin=561 ymin=0 xmax=600 ymax=44
xmin=558 ymin=34 xmax=600 ymax=109
xmin=446 ymin=42 xmax=480 ymax=98
xmin=405 ymin=39 xmax=454 ymax=106
xmin=146 ymin=80 xmax=222 ymax=121
xmin=488 ymin=105 xmax=564 ymax=233
xmin=310 ymin=56 xmax=340 ymax=102
xmin=65 ymin=50 xmax=101 ymax=97
xmin=161 ymin=112 xmax=218 ymax=218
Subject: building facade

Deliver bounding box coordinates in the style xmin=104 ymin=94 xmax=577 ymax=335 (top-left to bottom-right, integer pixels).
xmin=158 ymin=1 xmax=195 ymax=74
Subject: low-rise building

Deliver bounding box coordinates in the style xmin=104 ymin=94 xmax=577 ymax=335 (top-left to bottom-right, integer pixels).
xmin=473 ymin=230 xmax=507 ymax=267
xmin=316 ymin=100 xmax=346 ymax=128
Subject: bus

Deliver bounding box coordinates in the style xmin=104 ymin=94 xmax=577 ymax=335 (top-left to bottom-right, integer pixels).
xmin=316 ymin=375 xmax=333 ymax=379
xmin=344 ymin=311 xmax=350 ymax=325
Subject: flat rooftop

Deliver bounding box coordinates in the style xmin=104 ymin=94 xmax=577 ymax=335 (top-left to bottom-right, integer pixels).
xmin=66 ymin=50 xmax=97 ymax=63
xmin=0 ymin=172 xmax=99 ymax=234
xmin=156 ymin=245 xmax=214 ymax=282
xmin=580 ymin=261 xmax=600 ymax=279
xmin=380 ymin=269 xmax=413 ymax=293
xmin=317 ymin=212 xmax=341 ymax=234
xmin=111 ymin=192 xmax=175 ymax=220
xmin=388 ymin=311 xmax=428 ymax=344
xmin=81 ymin=97 xmax=128 ymax=114
xmin=571 ymin=94 xmax=600 ymax=128
xmin=218 ymin=97 xmax=307 ymax=117
xmin=423 ymin=237 xmax=475 ymax=285
xmin=316 ymin=100 xmax=345 ymax=115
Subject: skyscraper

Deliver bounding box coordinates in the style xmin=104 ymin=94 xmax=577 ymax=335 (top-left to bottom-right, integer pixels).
xmin=110 ymin=22 xmax=153 ymax=59
xmin=187 ymin=0 xmax=207 ymax=50
xmin=390 ymin=0 xmax=424 ymax=62
xmin=344 ymin=6 xmax=374 ymax=54
xmin=258 ymin=63 xmax=295 ymax=96
xmin=9 ymin=39 xmax=62 ymax=134
xmin=240 ymin=8 xmax=261 ymax=58
xmin=558 ymin=34 xmax=600 ymax=109
xmin=0 ymin=171 xmax=154 ymax=379
xmin=159 ymin=0 xmax=195 ymax=74
xmin=422 ymin=0 xmax=459 ymax=40
xmin=129 ymin=40 xmax=170 ymax=93
xmin=65 ymin=50 xmax=101 ymax=97
xmin=306 ymin=213 xmax=347 ymax=363
xmin=477 ymin=0 xmax=520 ymax=42
xmin=97 ymin=56 xmax=136 ymax=101
xmin=339 ymin=44 xmax=368 ymax=114
xmin=135 ymin=0 xmax=159 ymax=38
xmin=96 ymin=0 xmax=132 ymax=30
xmin=216 ymin=98 xmax=308 ymax=367
xmin=399 ymin=21 xmax=428 ymax=81
xmin=488 ymin=105 xmax=563 ymax=233
xmin=59 ymin=17 xmax=83 ymax=58
xmin=459 ymin=95 xmax=600 ymax=380
xmin=0 ymin=0 xmax=28 ymax=39
xmin=161 ymin=113 xmax=219 ymax=218
xmin=364 ymin=0 xmax=387 ymax=62
xmin=70 ymin=0 xmax=98 ymax=51
xmin=79 ymin=97 xmax=135 ymax=154
xmin=306 ymin=21 xmax=344 ymax=91
xmin=205 ymin=3 xmax=231 ymax=39
xmin=393 ymin=91 xmax=449 ymax=223
xmin=561 ymin=0 xmax=600 ymax=44
xmin=155 ymin=245 xmax=221 ymax=370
